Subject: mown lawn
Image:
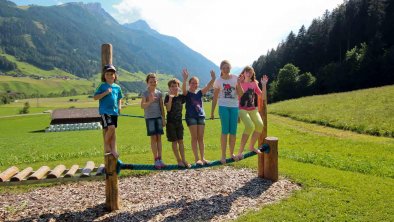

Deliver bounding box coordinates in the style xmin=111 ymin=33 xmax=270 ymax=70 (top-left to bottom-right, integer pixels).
xmin=269 ymin=85 xmax=394 ymax=137
xmin=0 ymin=102 xmax=393 ymax=221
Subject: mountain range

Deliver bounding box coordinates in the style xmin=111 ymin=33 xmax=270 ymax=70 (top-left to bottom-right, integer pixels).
xmin=0 ymin=0 xmax=218 ymax=83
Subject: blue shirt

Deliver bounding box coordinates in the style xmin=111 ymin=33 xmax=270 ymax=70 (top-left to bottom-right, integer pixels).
xmin=185 ymin=90 xmax=205 ymax=118
xmin=94 ymin=82 xmax=123 ymax=115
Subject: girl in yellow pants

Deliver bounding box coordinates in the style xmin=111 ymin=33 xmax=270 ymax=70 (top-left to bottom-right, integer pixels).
xmin=237 ymin=66 xmax=268 ymax=159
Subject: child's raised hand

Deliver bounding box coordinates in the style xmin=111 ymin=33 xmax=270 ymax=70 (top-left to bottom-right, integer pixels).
xmin=210 ymin=70 xmax=216 ymax=80
xmin=261 ymin=75 xmax=269 ymax=85
xmin=182 ymin=68 xmax=189 ymax=80
xmin=237 ymin=74 xmax=245 ymax=84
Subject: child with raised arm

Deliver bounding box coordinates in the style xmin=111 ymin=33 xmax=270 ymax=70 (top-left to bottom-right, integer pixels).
xmin=164 ymin=78 xmax=191 ymax=168
xmin=141 ymin=73 xmax=166 ymax=169
xmin=236 ymin=66 xmax=269 ymax=159
xmin=94 ymin=64 xmax=123 ymax=158
xmin=211 ymin=60 xmax=244 ymax=164
xmin=182 ymin=68 xmax=215 ymax=165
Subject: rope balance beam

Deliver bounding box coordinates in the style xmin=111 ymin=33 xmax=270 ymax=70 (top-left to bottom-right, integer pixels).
xmin=116 ymin=144 xmax=270 ymax=175
xmin=119 ymin=113 xmax=220 ymax=120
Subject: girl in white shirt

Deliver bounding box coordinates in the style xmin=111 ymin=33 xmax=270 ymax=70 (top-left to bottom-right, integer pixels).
xmin=211 ymin=60 xmax=244 ymax=164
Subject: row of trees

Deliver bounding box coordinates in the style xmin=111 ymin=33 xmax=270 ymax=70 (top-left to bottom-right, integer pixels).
xmin=0 ymin=91 xmax=27 ymax=104
xmin=253 ymin=0 xmax=394 ymax=102
xmin=0 ymin=56 xmax=16 ymax=72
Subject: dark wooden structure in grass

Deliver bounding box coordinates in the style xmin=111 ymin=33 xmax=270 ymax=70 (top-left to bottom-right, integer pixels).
xmin=50 ymin=108 xmax=100 ymax=125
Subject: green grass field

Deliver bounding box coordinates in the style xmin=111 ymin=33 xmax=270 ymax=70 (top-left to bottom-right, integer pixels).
xmin=0 ymin=86 xmax=393 ymax=221
xmin=0 ymin=95 xmax=99 ymax=116
xmin=0 ymin=53 xmax=77 ymax=78
xmin=0 ymin=76 xmax=94 ymax=97
xmin=270 ymin=85 xmax=394 ymax=137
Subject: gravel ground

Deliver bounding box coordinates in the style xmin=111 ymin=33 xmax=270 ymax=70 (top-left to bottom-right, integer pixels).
xmin=0 ymin=167 xmax=300 ymax=222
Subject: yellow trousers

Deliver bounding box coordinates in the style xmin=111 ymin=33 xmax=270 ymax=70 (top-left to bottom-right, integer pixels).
xmin=239 ymin=109 xmax=264 ymax=135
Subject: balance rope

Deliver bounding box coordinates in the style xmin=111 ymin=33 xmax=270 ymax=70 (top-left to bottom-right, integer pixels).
xmin=119 ymin=113 xmax=220 ymax=120
xmin=116 ymin=144 xmax=270 ymax=175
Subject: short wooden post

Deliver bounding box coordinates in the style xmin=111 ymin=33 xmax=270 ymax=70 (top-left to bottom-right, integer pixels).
xmin=64 ymin=165 xmax=79 ymax=178
xmin=102 ymin=43 xmax=120 ymax=211
xmin=47 ymin=165 xmax=66 ymax=179
xmin=96 ymin=164 xmax=105 ymax=176
xmin=257 ymin=82 xmax=268 ymax=178
xmin=80 ymin=161 xmax=95 ymax=177
xmin=105 ymin=153 xmax=120 ymax=211
xmin=11 ymin=167 xmax=33 ymax=181
xmin=0 ymin=166 xmax=19 ymax=182
xmin=263 ymin=137 xmax=278 ymax=182
xmin=28 ymin=166 xmax=51 ymax=180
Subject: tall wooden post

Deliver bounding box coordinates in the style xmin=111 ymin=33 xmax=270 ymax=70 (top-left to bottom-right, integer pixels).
xmin=257 ymin=83 xmax=268 ymax=178
xmin=102 ymin=44 xmax=113 ymax=68
xmin=105 ymin=154 xmax=120 ymax=210
xmin=264 ymin=137 xmax=278 ymax=182
xmin=102 ymin=43 xmax=120 ymax=211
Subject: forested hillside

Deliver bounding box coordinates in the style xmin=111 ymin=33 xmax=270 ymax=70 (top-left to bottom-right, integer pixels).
xmin=0 ymin=0 xmax=217 ymax=82
xmin=253 ymin=0 xmax=394 ymax=102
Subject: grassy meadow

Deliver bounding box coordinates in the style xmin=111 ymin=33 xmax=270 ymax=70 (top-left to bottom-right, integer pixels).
xmin=270 ymin=85 xmax=394 ymax=137
xmin=0 ymin=86 xmax=393 ymax=221
xmin=0 ymin=53 xmax=77 ymax=78
xmin=0 ymin=76 xmax=94 ymax=96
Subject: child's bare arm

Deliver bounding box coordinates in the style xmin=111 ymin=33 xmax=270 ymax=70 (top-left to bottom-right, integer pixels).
xmin=165 ymin=96 xmax=173 ymax=112
xmin=182 ymin=69 xmax=189 ymax=96
xmin=236 ymin=75 xmax=244 ymax=97
xmin=118 ymin=99 xmax=122 ymax=113
xmin=159 ymin=96 xmax=166 ymax=127
xmin=140 ymin=96 xmax=151 ymax=109
xmin=94 ymin=88 xmax=111 ymax=100
xmin=260 ymin=75 xmax=269 ymax=102
xmin=211 ymin=88 xmax=220 ymax=119
xmin=201 ymin=70 xmax=216 ymax=95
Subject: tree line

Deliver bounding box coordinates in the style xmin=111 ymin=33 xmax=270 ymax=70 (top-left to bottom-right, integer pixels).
xmin=253 ymin=0 xmax=394 ymax=102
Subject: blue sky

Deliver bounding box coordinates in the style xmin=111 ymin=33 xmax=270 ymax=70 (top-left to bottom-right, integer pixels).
xmin=13 ymin=0 xmax=343 ymax=68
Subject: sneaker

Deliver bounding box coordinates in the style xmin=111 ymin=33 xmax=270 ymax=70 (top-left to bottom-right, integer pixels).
xmin=158 ymin=159 xmax=166 ymax=168
xmin=154 ymin=160 xmax=161 ymax=169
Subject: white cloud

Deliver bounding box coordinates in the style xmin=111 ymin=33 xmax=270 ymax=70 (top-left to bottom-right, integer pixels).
xmin=113 ymin=0 xmax=343 ymax=67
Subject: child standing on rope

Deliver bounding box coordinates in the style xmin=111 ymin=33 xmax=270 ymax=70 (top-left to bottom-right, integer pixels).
xmin=164 ymin=78 xmax=191 ymax=168
xmin=94 ymin=64 xmax=123 ymax=158
xmin=141 ymin=73 xmax=166 ymax=169
xmin=182 ymin=68 xmax=215 ymax=165
xmin=236 ymin=66 xmax=269 ymax=160
xmin=211 ymin=60 xmax=244 ymax=164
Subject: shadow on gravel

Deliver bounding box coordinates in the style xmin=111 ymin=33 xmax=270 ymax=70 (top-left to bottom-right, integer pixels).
xmin=11 ymin=177 xmax=272 ymax=222
xmin=14 ymin=203 xmax=109 ymax=222
xmin=103 ymin=177 xmax=272 ymax=222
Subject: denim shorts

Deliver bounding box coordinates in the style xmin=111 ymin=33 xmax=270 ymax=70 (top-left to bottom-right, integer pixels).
xmin=145 ymin=117 xmax=164 ymax=136
xmin=185 ymin=116 xmax=205 ymax=126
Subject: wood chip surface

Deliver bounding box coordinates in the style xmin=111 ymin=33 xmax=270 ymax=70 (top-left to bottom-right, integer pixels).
xmin=0 ymin=167 xmax=300 ymax=221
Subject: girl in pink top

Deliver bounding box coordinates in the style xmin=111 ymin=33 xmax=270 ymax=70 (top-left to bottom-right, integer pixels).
xmin=237 ymin=66 xmax=268 ymax=159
